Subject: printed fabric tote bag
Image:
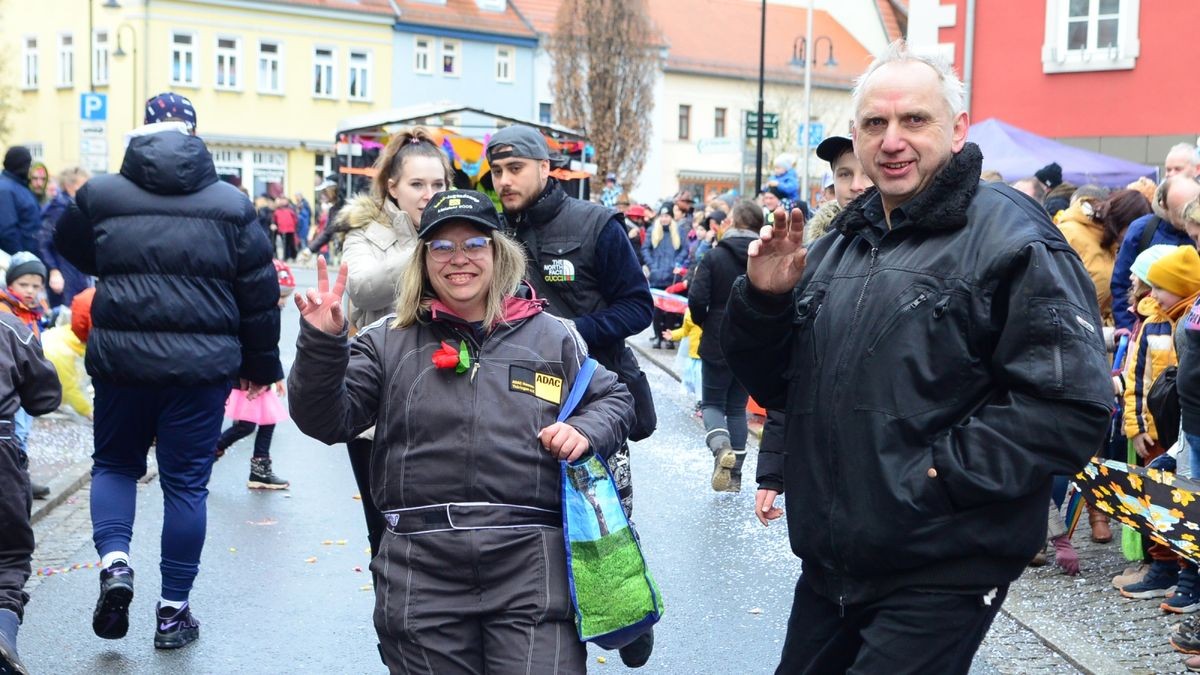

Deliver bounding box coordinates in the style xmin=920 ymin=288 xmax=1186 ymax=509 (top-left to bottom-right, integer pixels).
xmin=558 ymin=357 xmax=664 ymax=649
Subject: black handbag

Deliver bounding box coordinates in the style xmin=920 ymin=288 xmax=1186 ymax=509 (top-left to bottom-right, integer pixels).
xmin=1148 ymin=365 xmax=1180 ymax=450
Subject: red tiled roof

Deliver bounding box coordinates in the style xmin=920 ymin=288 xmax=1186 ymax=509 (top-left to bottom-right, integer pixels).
xmin=509 ymin=0 xmax=559 ymax=35
xmin=394 ymin=0 xmax=537 ymax=38
xmin=647 ymin=0 xmax=873 ymax=88
xmin=877 ymin=0 xmax=905 ymax=42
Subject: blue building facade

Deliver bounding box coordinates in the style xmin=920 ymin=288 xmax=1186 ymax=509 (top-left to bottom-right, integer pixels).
xmin=391 ymin=24 xmax=537 ymax=122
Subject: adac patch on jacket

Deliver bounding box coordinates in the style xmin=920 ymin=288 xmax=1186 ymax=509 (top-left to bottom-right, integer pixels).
xmin=510 ymin=365 xmax=563 ymax=404
xmin=543 ymin=259 xmax=576 ymax=283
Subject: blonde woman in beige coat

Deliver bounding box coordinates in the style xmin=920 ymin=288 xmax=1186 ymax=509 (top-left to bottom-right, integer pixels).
xmin=336 ymin=126 xmax=453 ymax=558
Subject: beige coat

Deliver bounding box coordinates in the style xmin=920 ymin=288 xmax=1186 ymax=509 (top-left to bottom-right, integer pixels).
xmin=338 ymin=195 xmax=419 ymax=330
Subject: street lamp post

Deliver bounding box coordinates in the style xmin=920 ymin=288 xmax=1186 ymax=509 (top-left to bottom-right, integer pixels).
xmin=754 ymin=0 xmax=766 ymax=196
xmin=801 ymin=0 xmax=815 ymax=209
xmin=113 ymin=24 xmax=138 ymax=129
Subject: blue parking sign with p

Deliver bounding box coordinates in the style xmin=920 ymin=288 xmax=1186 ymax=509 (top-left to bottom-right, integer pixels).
xmin=80 ymin=93 xmax=107 ymax=121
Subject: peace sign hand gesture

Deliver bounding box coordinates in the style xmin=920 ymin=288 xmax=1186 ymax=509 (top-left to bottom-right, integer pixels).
xmin=295 ymin=256 xmax=348 ymax=335
xmin=746 ymin=207 xmax=808 ymax=296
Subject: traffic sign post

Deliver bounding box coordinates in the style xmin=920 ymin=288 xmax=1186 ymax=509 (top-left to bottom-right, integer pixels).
xmin=744 ymin=110 xmax=779 ymax=140
xmin=79 ymin=93 xmax=109 ymax=174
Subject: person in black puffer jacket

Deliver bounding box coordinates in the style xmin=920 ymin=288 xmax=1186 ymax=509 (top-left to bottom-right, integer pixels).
xmin=54 ymin=92 xmax=281 ymax=650
xmin=688 ymin=199 xmax=763 ymax=493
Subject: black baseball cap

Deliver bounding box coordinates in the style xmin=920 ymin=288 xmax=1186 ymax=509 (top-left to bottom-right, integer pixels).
xmin=816 ymin=135 xmax=854 ymax=164
xmin=417 ymin=190 xmax=502 ymax=239
xmin=486 ymin=125 xmax=551 ymax=162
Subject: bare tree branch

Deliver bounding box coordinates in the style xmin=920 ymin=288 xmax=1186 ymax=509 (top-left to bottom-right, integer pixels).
xmin=549 ymin=0 xmax=659 ymax=192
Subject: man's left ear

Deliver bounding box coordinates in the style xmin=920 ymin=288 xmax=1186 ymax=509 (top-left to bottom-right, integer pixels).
xmin=951 ymin=112 xmax=969 ymax=152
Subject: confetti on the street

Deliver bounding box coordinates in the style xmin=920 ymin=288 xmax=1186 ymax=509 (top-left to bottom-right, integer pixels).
xmin=247 ymin=518 xmax=278 ymax=526
xmin=359 ymin=584 xmax=373 ymax=591
xmin=352 ymin=493 xmax=362 ymax=500
xmin=305 ymin=556 xmax=318 ymax=563
xmin=336 ymin=539 xmax=347 ymax=545
xmin=229 ymin=547 xmax=237 ymax=553
xmin=597 ymin=656 xmax=606 ymax=664
xmin=748 ymin=607 xmax=763 ymax=614
xmin=35 ymin=561 xmax=99 ymax=576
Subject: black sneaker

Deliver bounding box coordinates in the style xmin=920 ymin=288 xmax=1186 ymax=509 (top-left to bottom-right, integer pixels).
xmin=618 ymin=628 xmax=654 ymax=668
xmin=31 ymin=484 xmax=49 ymax=500
xmin=92 ymin=562 xmax=134 ymax=639
xmin=0 ymin=640 xmax=28 ymax=675
xmin=248 ymin=457 xmax=289 ymax=490
xmin=154 ymin=602 xmax=200 ymax=650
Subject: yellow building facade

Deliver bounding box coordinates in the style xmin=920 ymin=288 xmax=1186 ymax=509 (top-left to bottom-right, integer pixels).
xmin=2 ymin=0 xmax=395 ymax=197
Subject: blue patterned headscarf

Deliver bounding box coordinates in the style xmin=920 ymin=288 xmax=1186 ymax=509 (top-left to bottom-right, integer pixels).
xmin=144 ymin=92 xmax=197 ymax=131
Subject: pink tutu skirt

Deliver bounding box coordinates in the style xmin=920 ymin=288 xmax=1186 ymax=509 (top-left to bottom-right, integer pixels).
xmin=225 ymin=388 xmax=288 ymax=426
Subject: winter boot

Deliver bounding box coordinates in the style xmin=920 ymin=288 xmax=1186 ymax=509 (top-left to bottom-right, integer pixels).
xmin=727 ymin=450 xmax=747 ymax=493
xmin=247 ymin=457 xmax=289 ymax=490
xmin=0 ymin=608 xmax=27 ymax=675
xmin=1088 ymin=503 xmax=1113 ymax=543
xmin=706 ymin=429 xmax=735 ymax=492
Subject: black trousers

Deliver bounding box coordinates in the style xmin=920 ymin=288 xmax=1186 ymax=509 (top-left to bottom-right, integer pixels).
xmin=0 ymin=431 xmax=32 ymax=621
xmin=217 ymin=421 xmax=275 ymax=459
xmin=777 ymin=575 xmax=1007 ymax=675
xmin=347 ymin=437 xmax=386 ymax=559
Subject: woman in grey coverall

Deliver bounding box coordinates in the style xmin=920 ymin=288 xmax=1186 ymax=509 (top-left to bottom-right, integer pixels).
xmin=289 ymin=189 xmax=634 ymax=674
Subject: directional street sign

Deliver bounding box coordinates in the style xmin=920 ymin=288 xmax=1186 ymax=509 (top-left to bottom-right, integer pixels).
xmin=744 ymin=111 xmax=779 ymax=126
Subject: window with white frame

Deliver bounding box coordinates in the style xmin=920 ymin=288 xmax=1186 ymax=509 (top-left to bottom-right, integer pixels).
xmin=414 ymin=36 xmax=432 ymax=74
xmin=215 ymin=37 xmax=241 ymax=90
xmin=171 ymin=31 xmax=197 ymax=86
xmin=57 ymin=33 xmax=74 ymax=88
xmin=440 ymin=40 xmax=460 ymax=76
xmin=258 ymin=41 xmax=282 ymax=94
xmin=495 ymin=46 xmax=514 ymax=83
xmin=348 ymin=50 xmax=370 ymax=101
xmin=93 ymin=30 xmax=110 ymax=86
xmin=313 ymin=47 xmax=335 ymax=97
xmin=21 ymin=37 xmax=38 ymax=89
xmin=1042 ymin=0 xmax=1140 ymax=73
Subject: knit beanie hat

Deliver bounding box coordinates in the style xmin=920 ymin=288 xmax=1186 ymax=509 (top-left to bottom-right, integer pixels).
xmin=1035 ymin=162 xmax=1063 ymax=189
xmin=70 ymin=288 xmax=95 ymax=343
xmin=1131 ymin=244 xmax=1179 ymax=284
xmin=6 ymin=251 xmax=46 ymax=285
xmin=1147 ymin=246 xmax=1200 ymax=298
xmin=3 ymin=146 xmax=32 ymax=178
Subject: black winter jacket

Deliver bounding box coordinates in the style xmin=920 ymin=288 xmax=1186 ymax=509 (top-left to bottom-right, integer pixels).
xmin=0 ymin=312 xmax=61 ymax=420
xmin=54 ymin=130 xmax=282 ymax=386
xmin=721 ymin=144 xmax=1113 ymax=606
xmin=688 ymin=229 xmax=754 ymax=364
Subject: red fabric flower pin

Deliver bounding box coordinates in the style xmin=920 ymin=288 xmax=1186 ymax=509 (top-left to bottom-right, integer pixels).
xmin=432 ymin=340 xmax=471 ymax=374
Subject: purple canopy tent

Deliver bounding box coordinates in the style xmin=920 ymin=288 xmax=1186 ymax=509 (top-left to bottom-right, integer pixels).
xmin=968 ymin=118 xmax=1158 ymax=188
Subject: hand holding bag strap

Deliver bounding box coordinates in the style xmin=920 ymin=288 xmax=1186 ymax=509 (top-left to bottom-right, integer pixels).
xmin=558 ymin=357 xmax=598 ymax=423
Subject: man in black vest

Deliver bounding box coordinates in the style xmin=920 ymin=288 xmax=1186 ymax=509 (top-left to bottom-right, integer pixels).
xmin=487 ymin=126 xmax=655 ymax=667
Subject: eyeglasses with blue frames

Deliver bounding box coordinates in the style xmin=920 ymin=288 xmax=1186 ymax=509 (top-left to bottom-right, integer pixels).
xmin=425 ymin=236 xmax=492 ymax=263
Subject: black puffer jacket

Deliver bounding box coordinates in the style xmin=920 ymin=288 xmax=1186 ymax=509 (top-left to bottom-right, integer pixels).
xmin=688 ymin=229 xmax=754 ymax=364
xmin=54 ymin=130 xmax=282 ymax=386
xmin=721 ymin=144 xmax=1113 ymax=606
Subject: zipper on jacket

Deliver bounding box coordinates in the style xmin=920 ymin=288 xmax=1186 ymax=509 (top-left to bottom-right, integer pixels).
xmin=1050 ymin=307 xmax=1065 ymax=391
xmin=866 ymin=290 xmax=929 ymax=355
xmin=826 ymin=245 xmax=880 ymax=599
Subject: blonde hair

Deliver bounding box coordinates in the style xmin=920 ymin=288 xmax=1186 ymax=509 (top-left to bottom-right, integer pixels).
xmin=391 ymin=228 xmax=528 ymax=329
xmin=372 ymin=126 xmax=454 ymax=207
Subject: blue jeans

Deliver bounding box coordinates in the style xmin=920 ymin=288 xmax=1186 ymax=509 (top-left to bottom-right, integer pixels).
xmin=1187 ymin=433 xmax=1200 ymax=481
xmin=701 ymin=360 xmax=749 ymax=451
xmin=13 ymin=409 xmax=30 ymax=454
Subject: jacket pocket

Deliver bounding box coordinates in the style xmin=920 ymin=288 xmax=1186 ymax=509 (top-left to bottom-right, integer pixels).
xmin=1024 ymin=297 xmax=1107 ymax=400
xmin=855 ymin=289 xmax=974 ymax=418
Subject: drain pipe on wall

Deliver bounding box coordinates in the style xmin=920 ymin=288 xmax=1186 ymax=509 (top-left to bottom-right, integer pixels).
xmin=963 ymin=0 xmax=976 ymax=113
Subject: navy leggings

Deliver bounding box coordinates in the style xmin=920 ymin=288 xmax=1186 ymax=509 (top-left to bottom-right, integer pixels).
xmin=217 ymin=421 xmax=275 ymax=459
xmin=90 ymin=381 xmax=228 ymax=602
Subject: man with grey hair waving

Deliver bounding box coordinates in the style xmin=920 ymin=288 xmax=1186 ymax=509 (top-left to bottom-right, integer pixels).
xmin=722 ymin=41 xmax=1113 ymax=672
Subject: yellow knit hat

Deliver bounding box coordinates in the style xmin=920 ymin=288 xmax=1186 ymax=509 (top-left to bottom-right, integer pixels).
xmin=1147 ymin=245 xmax=1200 ymax=298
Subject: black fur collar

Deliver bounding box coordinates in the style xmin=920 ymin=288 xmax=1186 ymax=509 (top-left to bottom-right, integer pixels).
xmin=834 ymin=142 xmax=983 ymax=234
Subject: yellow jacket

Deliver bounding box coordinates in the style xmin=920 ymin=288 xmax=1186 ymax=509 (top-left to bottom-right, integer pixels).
xmin=1058 ymin=202 xmax=1118 ymax=325
xmin=1122 ymin=293 xmax=1196 ymax=439
xmin=41 ymin=325 xmax=91 ymax=417
xmin=669 ymin=309 xmax=702 ymax=359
